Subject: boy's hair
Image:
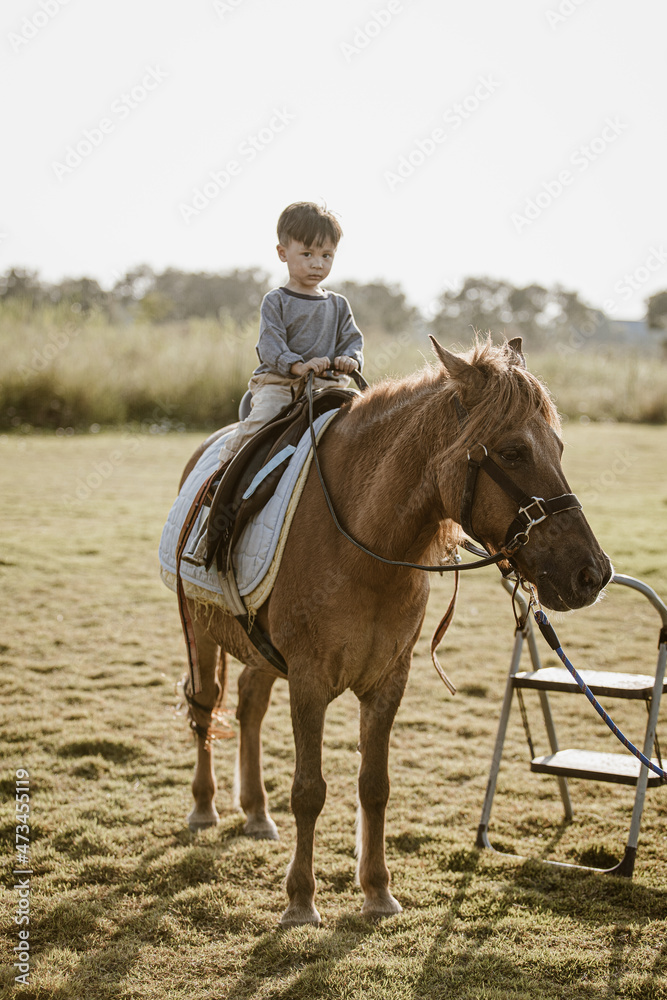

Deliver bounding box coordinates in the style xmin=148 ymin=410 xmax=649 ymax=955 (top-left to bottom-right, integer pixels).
xmin=277 ymin=202 xmax=343 ymax=248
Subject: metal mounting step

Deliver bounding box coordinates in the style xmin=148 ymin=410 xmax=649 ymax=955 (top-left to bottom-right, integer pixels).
xmin=476 ymin=574 xmax=667 ymax=877
xmin=514 ymin=667 xmax=664 ymax=699
xmin=531 ymin=748 xmax=665 ymax=787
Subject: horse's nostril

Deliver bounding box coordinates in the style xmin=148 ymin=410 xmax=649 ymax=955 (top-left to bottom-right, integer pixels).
xmin=577 ymin=563 xmax=602 ymax=594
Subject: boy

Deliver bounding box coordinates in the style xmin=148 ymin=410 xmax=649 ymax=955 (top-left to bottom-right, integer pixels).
xmin=218 ymin=201 xmax=364 ymax=465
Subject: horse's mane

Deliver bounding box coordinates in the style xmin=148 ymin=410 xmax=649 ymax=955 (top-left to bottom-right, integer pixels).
xmin=351 ymin=336 xmax=561 ymax=462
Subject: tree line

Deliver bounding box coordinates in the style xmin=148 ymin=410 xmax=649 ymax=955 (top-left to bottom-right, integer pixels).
xmin=2 ymin=265 xmax=665 ymax=351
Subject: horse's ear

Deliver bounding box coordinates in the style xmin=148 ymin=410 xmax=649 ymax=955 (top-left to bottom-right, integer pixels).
xmin=429 ymin=336 xmax=485 ymax=397
xmin=429 ymin=336 xmax=474 ymax=381
xmin=507 ymin=337 xmax=526 ymax=368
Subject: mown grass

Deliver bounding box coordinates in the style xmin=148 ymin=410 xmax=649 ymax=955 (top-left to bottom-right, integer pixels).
xmin=2 ymin=300 xmax=667 ymax=430
xmin=0 ymin=423 xmax=666 ymax=998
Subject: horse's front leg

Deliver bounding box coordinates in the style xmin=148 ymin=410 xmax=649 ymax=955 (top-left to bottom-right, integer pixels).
xmin=280 ymin=680 xmax=329 ymax=927
xmin=236 ymin=665 xmax=279 ymax=839
xmin=356 ymin=659 xmax=410 ymax=917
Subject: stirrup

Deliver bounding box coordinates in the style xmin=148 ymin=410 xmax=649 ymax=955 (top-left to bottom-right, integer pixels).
xmin=181 ymin=513 xmax=210 ymax=566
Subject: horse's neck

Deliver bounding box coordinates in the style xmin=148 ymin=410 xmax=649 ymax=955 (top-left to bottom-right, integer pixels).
xmin=328 ymin=378 xmax=459 ymax=563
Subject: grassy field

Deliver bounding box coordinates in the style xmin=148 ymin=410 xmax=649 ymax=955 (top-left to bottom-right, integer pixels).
xmin=1 ymin=422 xmax=667 ymax=999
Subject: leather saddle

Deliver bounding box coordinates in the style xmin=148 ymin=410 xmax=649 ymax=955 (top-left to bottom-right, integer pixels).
xmin=203 ymin=382 xmax=357 ymax=576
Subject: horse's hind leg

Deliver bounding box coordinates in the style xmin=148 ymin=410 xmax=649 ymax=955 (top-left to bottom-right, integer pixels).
xmin=356 ymin=660 xmax=410 ymax=917
xmin=236 ymin=666 xmax=279 ymax=840
xmin=185 ymin=618 xmax=227 ymax=832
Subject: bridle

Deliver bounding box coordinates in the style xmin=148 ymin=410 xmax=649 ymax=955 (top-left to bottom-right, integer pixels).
xmin=452 ymin=394 xmax=582 ymax=561
xmin=307 ymin=372 xmax=583 ymax=572
xmin=459 ymin=442 xmax=582 ymax=558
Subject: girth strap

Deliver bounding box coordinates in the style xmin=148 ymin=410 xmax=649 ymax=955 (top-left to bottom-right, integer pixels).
xmin=236 ymin=614 xmax=288 ymax=675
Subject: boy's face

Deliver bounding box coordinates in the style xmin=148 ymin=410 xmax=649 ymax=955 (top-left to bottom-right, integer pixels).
xmin=277 ymin=239 xmax=336 ymax=294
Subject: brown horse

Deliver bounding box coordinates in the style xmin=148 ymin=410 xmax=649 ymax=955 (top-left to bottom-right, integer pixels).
xmin=173 ymin=336 xmax=611 ymax=927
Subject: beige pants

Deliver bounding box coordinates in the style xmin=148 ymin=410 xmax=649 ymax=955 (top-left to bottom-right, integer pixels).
xmin=218 ymin=372 xmax=347 ymax=464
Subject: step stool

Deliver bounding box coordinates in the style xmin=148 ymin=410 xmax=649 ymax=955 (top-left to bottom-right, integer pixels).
xmin=476 ymin=573 xmax=667 ymax=877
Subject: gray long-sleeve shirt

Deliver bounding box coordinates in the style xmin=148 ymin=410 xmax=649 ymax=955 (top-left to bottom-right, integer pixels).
xmin=253 ymin=286 xmax=364 ymax=378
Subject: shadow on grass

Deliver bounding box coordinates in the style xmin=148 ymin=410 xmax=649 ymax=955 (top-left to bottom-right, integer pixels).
xmin=57 ymin=738 xmax=144 ymax=764
xmin=8 ymin=824 xmax=667 ymax=1000
xmin=413 ymin=848 xmax=667 ymax=1000
xmin=483 ymin=816 xmax=571 ymax=867
xmin=223 ymin=914 xmax=378 ymax=1000
xmin=6 ymin=812 xmax=282 ymax=997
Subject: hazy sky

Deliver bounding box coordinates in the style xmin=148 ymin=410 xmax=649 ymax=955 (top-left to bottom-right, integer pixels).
xmin=3 ymin=0 xmax=666 ymax=320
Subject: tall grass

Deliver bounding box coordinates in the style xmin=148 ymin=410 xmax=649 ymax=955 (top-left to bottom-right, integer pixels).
xmin=0 ymin=302 xmax=257 ymax=430
xmin=2 ymin=301 xmax=666 ymax=430
xmin=531 ymin=349 xmax=667 ymax=425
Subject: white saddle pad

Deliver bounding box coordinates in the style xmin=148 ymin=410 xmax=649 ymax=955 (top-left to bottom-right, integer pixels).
xmin=159 ymin=410 xmax=338 ymax=616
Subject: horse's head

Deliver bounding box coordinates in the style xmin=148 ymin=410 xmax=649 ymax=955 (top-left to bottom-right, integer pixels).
xmin=431 ymin=335 xmax=612 ymax=611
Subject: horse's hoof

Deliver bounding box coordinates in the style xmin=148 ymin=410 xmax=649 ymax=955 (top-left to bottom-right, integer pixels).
xmin=279 ymin=903 xmax=322 ymax=928
xmin=187 ymin=807 xmax=219 ymax=832
xmin=243 ymin=816 xmax=279 ymax=840
xmin=361 ymin=892 xmax=403 ymax=918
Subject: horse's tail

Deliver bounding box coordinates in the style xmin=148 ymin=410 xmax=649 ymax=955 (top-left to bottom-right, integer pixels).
xmin=183 ymin=645 xmax=235 ymax=745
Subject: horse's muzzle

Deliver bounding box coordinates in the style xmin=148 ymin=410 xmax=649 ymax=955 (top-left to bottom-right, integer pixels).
xmin=533 ymin=549 xmax=613 ymax=611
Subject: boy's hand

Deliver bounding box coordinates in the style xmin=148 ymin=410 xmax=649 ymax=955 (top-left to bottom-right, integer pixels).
xmin=332 ymin=355 xmax=359 ymax=374
xmin=290 ymin=357 xmax=331 ymax=377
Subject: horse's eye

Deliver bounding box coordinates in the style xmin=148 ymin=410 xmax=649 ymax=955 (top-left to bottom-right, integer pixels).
xmin=499 ymin=448 xmax=521 ymax=463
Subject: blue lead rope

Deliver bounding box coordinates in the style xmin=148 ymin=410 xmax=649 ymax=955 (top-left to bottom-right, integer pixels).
xmin=533 ymin=609 xmax=667 ymax=782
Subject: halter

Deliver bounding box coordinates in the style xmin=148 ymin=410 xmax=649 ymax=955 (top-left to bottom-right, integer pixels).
xmin=452 ymin=392 xmax=582 ymax=559
xmin=307 ymin=374 xmax=582 ymax=571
